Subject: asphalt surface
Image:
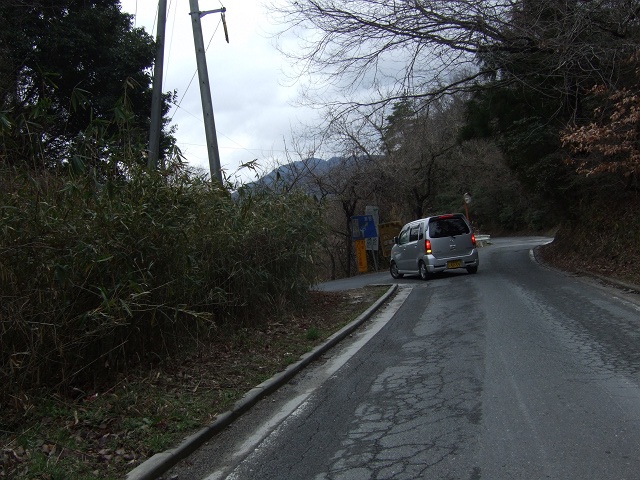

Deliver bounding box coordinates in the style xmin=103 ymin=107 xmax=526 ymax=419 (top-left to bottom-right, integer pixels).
xmin=130 ymin=237 xmax=640 ymax=480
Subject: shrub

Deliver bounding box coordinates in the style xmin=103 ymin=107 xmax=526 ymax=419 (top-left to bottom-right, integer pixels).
xmin=0 ymin=163 xmax=325 ymax=399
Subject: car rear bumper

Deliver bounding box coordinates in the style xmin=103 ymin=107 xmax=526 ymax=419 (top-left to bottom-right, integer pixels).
xmin=423 ymin=251 xmax=479 ymax=273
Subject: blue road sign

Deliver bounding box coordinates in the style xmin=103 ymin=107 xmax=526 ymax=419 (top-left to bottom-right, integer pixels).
xmin=351 ymin=215 xmax=378 ymax=240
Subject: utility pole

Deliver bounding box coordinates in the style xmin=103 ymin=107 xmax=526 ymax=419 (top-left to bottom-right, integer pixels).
xmin=148 ymin=0 xmax=167 ymax=170
xmin=189 ymin=0 xmax=226 ymax=184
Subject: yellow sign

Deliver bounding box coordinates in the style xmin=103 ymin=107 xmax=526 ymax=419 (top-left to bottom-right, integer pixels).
xmin=355 ymin=239 xmax=368 ymax=273
xmin=378 ymin=221 xmax=402 ymax=257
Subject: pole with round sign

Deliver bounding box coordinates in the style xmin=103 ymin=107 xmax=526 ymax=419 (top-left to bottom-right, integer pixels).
xmin=463 ymin=193 xmax=472 ymax=223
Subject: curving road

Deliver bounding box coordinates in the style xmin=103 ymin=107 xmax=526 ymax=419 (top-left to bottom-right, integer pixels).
xmin=168 ymin=237 xmax=640 ymax=480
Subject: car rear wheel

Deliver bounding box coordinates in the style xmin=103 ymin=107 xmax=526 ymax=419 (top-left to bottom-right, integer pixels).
xmin=466 ymin=266 xmax=478 ymax=274
xmin=419 ymin=261 xmax=431 ymax=281
xmin=390 ymin=261 xmax=403 ymax=279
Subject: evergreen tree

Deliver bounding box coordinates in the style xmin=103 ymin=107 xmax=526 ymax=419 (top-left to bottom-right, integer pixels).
xmin=0 ymin=0 xmax=174 ymax=172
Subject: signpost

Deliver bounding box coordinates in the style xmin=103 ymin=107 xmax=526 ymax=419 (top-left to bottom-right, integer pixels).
xmin=351 ymin=215 xmax=378 ymax=273
xmin=364 ymin=206 xmax=379 ymax=251
xmin=350 ymin=215 xmax=378 ymax=240
xmin=355 ymin=240 xmax=368 ymax=273
xmin=463 ymin=192 xmax=472 ymax=222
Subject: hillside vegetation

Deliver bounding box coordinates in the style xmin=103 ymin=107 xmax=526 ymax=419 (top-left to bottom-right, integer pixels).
xmin=265 ymin=0 xmax=639 ymax=279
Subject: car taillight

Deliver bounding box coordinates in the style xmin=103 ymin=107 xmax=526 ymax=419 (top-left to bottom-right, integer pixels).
xmin=471 ymin=234 xmax=477 ymax=247
xmin=425 ymin=239 xmax=432 ymax=254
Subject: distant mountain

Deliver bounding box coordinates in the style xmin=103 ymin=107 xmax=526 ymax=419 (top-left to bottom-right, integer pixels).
xmin=246 ymin=157 xmax=347 ymax=190
xmin=237 ymin=155 xmax=383 ymax=197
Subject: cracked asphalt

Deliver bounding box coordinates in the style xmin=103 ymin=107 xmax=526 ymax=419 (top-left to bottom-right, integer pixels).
xmin=166 ymin=237 xmax=640 ymax=480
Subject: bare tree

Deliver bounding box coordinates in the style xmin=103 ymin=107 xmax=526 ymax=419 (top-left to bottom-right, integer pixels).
xmin=378 ymin=97 xmax=463 ymax=219
xmin=270 ymin=0 xmax=640 ymax=121
xmin=248 ymin=119 xmax=381 ymax=278
xmin=308 ymin=116 xmax=384 ymax=277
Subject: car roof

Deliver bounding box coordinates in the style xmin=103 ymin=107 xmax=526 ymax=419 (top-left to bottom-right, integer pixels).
xmin=405 ymin=213 xmax=465 ymax=227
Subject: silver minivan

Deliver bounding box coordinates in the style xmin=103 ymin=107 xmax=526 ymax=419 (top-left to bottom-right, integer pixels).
xmin=390 ymin=213 xmax=479 ymax=280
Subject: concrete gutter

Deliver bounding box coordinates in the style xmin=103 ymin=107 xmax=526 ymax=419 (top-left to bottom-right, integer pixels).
xmin=126 ymin=284 xmax=398 ymax=480
xmin=576 ymin=270 xmax=640 ymax=294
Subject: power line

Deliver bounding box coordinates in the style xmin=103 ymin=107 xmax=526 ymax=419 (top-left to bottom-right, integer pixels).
xmin=131 ymin=2 xmax=223 ymax=130
xmin=138 ymin=2 xmax=256 ymax=172
xmin=169 ymin=16 xmax=222 ymax=125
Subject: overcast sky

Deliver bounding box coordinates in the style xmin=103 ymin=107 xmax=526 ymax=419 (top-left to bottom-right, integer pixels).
xmin=119 ymin=0 xmax=318 ymax=183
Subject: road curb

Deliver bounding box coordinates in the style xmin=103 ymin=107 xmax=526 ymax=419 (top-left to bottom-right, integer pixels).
xmin=531 ymin=245 xmax=640 ymax=294
xmin=575 ymin=270 xmax=640 ymax=294
xmin=126 ymin=284 xmax=398 ymax=480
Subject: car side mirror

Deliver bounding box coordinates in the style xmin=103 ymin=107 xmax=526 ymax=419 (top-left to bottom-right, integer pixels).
xmin=393 ymin=236 xmax=399 ymax=245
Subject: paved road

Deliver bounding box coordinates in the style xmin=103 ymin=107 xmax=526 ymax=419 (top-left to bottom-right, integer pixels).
xmin=167 ymin=237 xmax=640 ymax=479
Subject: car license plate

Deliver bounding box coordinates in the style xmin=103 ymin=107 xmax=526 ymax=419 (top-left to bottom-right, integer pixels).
xmin=447 ymin=260 xmax=462 ymax=269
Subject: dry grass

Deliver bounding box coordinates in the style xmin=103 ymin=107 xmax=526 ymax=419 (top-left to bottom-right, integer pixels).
xmin=0 ymin=286 xmax=390 ymax=480
xmin=537 ymin=195 xmax=640 ymax=289
xmin=539 ymin=242 xmax=640 ymax=288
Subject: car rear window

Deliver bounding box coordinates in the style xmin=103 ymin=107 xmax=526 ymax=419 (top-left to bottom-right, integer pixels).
xmin=428 ymin=217 xmax=470 ymax=238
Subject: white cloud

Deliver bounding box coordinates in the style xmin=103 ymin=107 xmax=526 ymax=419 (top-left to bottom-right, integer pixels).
xmin=120 ymin=0 xmax=319 ymax=182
